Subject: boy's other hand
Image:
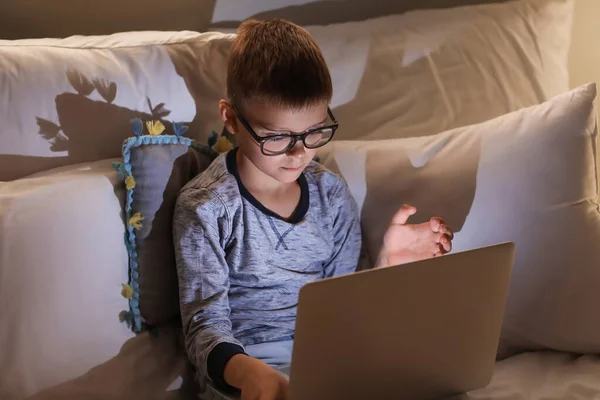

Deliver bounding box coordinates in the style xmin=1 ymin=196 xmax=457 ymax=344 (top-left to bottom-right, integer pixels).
xmin=224 ymin=354 xmax=289 ymax=400
xmin=376 ymin=204 xmax=453 ymax=268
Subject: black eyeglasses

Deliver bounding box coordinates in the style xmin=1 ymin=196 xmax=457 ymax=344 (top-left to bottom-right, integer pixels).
xmin=232 ymin=103 xmax=338 ymax=156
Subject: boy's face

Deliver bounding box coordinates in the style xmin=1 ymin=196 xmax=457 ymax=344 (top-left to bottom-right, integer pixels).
xmin=221 ymin=100 xmax=329 ymax=184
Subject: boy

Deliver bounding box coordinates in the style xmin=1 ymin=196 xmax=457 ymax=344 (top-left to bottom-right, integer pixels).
xmin=173 ymin=19 xmax=453 ymax=400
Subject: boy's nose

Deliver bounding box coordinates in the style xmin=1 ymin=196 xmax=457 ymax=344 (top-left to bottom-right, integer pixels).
xmin=287 ymin=139 xmax=307 ymax=156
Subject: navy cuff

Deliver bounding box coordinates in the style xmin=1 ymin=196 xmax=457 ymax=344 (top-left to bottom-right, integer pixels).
xmin=207 ymin=342 xmax=247 ymax=392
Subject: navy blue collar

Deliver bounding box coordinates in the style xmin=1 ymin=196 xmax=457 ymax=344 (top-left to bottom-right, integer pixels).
xmin=226 ymin=148 xmax=309 ymax=224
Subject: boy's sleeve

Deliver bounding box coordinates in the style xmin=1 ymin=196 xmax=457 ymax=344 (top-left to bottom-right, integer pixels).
xmin=173 ymin=187 xmax=246 ymax=392
xmin=323 ymin=178 xmax=363 ymax=278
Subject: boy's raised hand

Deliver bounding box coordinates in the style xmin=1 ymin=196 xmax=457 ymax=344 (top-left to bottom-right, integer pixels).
xmin=376 ymin=204 xmax=453 ymax=268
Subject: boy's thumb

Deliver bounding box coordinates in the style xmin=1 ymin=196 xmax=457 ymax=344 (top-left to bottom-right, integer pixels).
xmin=391 ymin=204 xmax=417 ymax=225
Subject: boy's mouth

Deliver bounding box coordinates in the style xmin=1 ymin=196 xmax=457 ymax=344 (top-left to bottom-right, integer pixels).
xmin=282 ymin=165 xmax=303 ymax=172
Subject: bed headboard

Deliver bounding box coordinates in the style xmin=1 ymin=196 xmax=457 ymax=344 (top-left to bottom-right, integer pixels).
xmin=0 ymin=0 xmax=506 ymax=40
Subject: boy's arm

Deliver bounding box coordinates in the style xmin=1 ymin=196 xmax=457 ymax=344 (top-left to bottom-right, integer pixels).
xmin=323 ymin=179 xmax=363 ymax=278
xmin=173 ymin=187 xmax=246 ymax=392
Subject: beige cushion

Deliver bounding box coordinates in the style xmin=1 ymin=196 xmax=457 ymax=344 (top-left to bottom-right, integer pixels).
xmin=0 ymin=160 xmax=134 ymax=398
xmin=306 ymin=0 xmax=573 ymax=141
xmin=317 ymin=83 xmax=600 ymax=356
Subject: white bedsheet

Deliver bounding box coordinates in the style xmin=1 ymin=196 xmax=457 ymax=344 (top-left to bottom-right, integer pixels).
xmin=21 ymin=323 xmax=600 ymax=400
xmin=467 ymin=353 xmax=600 ymax=400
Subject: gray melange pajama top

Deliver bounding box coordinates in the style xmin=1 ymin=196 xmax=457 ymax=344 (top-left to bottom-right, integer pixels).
xmin=173 ymin=147 xmax=362 ymax=393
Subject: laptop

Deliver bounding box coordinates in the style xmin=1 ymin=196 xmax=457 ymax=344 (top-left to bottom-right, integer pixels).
xmin=223 ymin=242 xmax=515 ymax=400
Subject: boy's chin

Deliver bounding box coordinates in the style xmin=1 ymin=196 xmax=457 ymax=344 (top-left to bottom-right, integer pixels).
xmin=274 ymin=167 xmax=305 ymax=183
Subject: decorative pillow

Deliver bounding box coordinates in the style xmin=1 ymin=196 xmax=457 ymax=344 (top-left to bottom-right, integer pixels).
xmin=113 ymin=119 xmax=222 ymax=331
xmin=0 ymin=159 xmax=134 ymax=398
xmin=0 ymin=30 xmax=233 ymax=181
xmin=317 ymin=83 xmax=600 ymax=356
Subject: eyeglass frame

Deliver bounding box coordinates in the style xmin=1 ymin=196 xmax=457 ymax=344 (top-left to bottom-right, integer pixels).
xmin=231 ymin=103 xmax=339 ymax=156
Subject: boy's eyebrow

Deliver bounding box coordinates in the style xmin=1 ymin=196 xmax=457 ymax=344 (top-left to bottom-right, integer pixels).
xmin=258 ymin=116 xmax=329 ymax=133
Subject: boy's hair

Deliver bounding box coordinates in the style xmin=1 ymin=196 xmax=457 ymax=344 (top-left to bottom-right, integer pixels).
xmin=227 ymin=18 xmax=333 ymax=110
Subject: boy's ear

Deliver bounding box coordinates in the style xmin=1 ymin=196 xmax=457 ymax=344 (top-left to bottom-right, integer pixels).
xmin=219 ymin=99 xmax=239 ymax=135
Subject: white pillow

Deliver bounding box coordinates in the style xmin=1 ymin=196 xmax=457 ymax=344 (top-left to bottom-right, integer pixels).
xmin=306 ymin=0 xmax=573 ymax=141
xmin=317 ymin=83 xmax=600 ymax=356
xmin=0 ymin=160 xmax=134 ymax=398
xmin=0 ymin=31 xmax=233 ymax=181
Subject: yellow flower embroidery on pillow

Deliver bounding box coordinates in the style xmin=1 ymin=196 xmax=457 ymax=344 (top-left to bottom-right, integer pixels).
xmin=215 ymin=136 xmax=234 ymax=153
xmin=125 ymin=175 xmax=136 ymax=190
xmin=129 ymin=212 xmax=144 ymax=230
xmin=121 ymin=283 xmax=133 ymax=299
xmin=146 ymin=120 xmax=165 ymax=136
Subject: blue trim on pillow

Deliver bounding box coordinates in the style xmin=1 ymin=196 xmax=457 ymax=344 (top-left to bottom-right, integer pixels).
xmin=121 ymin=134 xmax=207 ymax=332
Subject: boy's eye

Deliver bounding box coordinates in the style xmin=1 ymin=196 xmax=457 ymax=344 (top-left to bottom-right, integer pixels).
xmin=259 ymin=131 xmax=289 ymax=138
xmin=266 ymin=132 xmax=288 ymax=137
xmin=267 ymin=136 xmax=289 ymax=143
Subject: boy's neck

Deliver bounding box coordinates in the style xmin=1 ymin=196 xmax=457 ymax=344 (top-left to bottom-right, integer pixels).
xmin=236 ymin=149 xmax=298 ymax=195
xmin=227 ymin=148 xmax=309 ymax=222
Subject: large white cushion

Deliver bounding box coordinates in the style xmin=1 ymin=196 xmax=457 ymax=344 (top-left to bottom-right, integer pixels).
xmin=0 ymin=31 xmax=233 ymax=181
xmin=317 ymin=83 xmax=600 ymax=356
xmin=0 ymin=160 xmax=134 ymax=398
xmin=0 ymin=0 xmax=573 ymax=181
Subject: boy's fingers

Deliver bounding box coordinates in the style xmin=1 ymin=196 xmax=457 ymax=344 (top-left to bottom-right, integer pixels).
xmin=431 ymin=218 xmax=454 ymax=239
xmin=437 ymin=234 xmax=452 ymax=252
xmin=391 ymin=204 xmax=417 ymax=225
xmin=429 ymin=217 xmax=445 ymax=232
xmin=433 ymin=243 xmax=445 ymax=256
xmin=258 ymin=391 xmax=274 ymax=400
xmin=442 ymin=224 xmax=454 ymax=240
xmin=242 ymin=393 xmax=256 ymax=400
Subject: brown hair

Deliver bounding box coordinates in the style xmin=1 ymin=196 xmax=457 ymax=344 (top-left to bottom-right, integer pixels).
xmin=227 ymin=18 xmax=333 ymax=110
